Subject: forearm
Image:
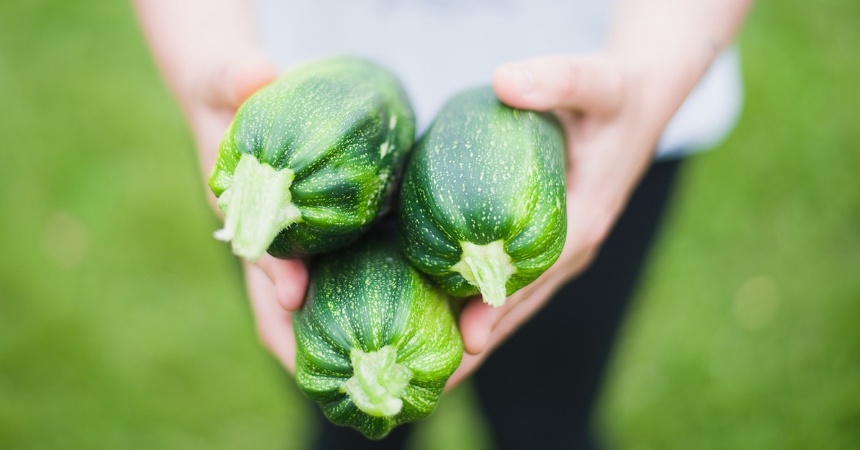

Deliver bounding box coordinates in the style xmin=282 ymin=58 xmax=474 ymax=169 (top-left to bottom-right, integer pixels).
xmin=608 ymin=0 xmax=753 ymax=132
xmin=133 ymin=0 xmax=259 ymax=113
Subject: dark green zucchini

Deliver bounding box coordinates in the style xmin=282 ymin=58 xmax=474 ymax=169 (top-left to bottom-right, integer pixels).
xmin=399 ymin=87 xmax=567 ymax=307
xmin=210 ymin=56 xmax=415 ymax=260
xmin=293 ymin=234 xmax=463 ymax=439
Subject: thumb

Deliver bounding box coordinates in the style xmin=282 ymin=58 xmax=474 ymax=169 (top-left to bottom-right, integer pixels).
xmin=206 ymin=52 xmax=278 ymax=109
xmin=492 ymin=55 xmax=623 ymax=115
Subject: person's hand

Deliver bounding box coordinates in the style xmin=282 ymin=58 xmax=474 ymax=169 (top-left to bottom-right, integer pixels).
xmin=134 ymin=0 xmax=326 ymax=373
xmin=447 ymin=55 xmax=669 ymax=388
xmin=182 ymin=51 xmax=306 ymax=372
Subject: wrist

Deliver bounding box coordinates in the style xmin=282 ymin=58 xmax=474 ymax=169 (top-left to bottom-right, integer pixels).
xmin=606 ymin=0 xmax=752 ymax=134
xmin=612 ymin=53 xmax=708 ymax=146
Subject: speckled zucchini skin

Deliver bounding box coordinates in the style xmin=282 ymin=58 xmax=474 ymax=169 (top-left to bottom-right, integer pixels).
xmin=293 ymin=235 xmax=463 ymax=439
xmin=399 ymin=87 xmax=567 ymax=299
xmin=210 ymin=56 xmax=415 ymax=257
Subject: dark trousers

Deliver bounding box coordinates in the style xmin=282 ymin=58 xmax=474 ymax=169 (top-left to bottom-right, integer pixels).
xmin=313 ymin=159 xmax=683 ymax=450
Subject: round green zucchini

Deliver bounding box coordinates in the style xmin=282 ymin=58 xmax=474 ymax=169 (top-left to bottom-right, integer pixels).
xmin=209 ymin=56 xmax=415 ymax=261
xmin=293 ymin=234 xmax=463 ymax=439
xmin=399 ymin=87 xmax=567 ymax=307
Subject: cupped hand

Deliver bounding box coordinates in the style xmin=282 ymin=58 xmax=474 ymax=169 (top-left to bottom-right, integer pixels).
xmin=447 ymin=55 xmax=666 ymax=389
xmin=185 ymin=51 xmax=306 ymax=372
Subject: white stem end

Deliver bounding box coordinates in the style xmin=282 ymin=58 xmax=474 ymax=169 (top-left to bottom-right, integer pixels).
xmin=340 ymin=346 xmax=412 ymax=418
xmin=452 ymin=240 xmax=516 ymax=308
xmin=214 ymin=153 xmax=301 ymax=261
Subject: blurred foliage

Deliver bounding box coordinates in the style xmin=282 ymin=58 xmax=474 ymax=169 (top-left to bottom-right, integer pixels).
xmin=597 ymin=0 xmax=860 ymax=449
xmin=0 ymin=1 xmax=308 ymax=448
xmin=0 ymin=0 xmax=858 ymax=449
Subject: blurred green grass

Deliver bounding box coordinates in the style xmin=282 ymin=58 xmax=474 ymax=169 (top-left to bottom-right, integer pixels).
xmin=0 ymin=0 xmax=858 ymax=449
xmin=597 ymin=1 xmax=860 ymax=449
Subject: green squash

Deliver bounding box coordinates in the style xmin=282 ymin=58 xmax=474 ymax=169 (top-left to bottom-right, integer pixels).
xmin=210 ymin=56 xmax=415 ymax=261
xmin=399 ymin=87 xmax=567 ymax=307
xmin=293 ymin=233 xmax=463 ymax=439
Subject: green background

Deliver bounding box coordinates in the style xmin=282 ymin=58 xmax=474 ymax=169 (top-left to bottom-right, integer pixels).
xmin=1 ymin=1 xmax=858 ymax=449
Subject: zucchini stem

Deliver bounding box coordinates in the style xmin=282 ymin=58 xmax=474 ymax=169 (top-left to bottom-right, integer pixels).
xmin=452 ymin=240 xmax=516 ymax=307
xmin=340 ymin=346 xmax=412 ymax=418
xmin=214 ymin=153 xmax=301 ymax=261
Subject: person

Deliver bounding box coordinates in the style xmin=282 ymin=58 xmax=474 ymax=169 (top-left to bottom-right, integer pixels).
xmin=135 ymin=0 xmax=752 ymax=447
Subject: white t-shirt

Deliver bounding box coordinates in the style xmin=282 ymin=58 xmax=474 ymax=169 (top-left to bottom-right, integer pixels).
xmin=256 ymin=0 xmax=743 ymax=158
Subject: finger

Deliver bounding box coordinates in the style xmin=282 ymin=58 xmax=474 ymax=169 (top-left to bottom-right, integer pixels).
xmin=459 ymin=242 xmax=594 ymax=351
xmin=458 ymin=261 xmax=563 ymax=356
xmin=482 ymin=264 xmax=578 ymax=355
xmin=254 ymin=255 xmax=308 ymax=311
xmin=449 ymin=266 xmax=574 ymax=388
xmin=193 ymin=52 xmax=277 ymax=187
xmin=206 ymin=52 xmax=278 ymax=109
xmin=493 ymin=55 xmax=623 ymax=115
xmin=194 ymin=109 xmax=240 ymax=201
xmin=244 ymin=262 xmax=296 ymax=372
xmin=445 ymin=352 xmax=485 ymax=391
xmin=459 ymin=297 xmax=500 ymax=355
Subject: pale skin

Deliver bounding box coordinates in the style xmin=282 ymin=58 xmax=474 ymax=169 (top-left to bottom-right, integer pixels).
xmin=135 ymin=0 xmax=751 ymax=384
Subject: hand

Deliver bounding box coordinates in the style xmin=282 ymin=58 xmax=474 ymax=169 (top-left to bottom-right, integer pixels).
xmin=447 ymin=55 xmax=668 ymax=389
xmin=182 ymin=51 xmax=307 ymax=372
